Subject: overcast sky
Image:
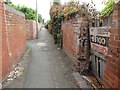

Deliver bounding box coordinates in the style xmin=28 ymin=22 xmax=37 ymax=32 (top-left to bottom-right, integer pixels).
xmin=10 ymin=0 xmax=105 ymax=22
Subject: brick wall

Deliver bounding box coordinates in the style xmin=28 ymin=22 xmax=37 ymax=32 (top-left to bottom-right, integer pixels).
xmin=0 ymin=1 xmax=10 ymax=83
xmin=62 ymin=14 xmax=89 ymax=72
xmin=26 ymin=20 xmax=36 ymax=40
xmin=0 ymin=0 xmax=2 ymax=83
xmin=26 ymin=20 xmax=42 ymax=40
xmin=103 ymin=2 xmax=120 ymax=89
xmin=62 ymin=19 xmax=75 ymax=59
xmin=62 ymin=18 xmax=79 ymax=72
xmin=1 ymin=0 xmax=8 ymax=84
xmin=62 ymin=2 xmax=120 ymax=88
xmin=1 ymin=4 xmax=26 ymax=82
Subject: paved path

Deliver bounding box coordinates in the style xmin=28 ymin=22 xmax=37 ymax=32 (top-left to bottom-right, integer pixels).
xmin=24 ymin=27 xmax=76 ymax=88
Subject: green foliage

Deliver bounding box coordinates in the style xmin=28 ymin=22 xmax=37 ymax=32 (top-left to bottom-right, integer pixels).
xmin=100 ymin=0 xmax=115 ymax=17
xmin=5 ymin=2 xmax=43 ymax=22
xmin=18 ymin=5 xmax=36 ymax=20
xmin=38 ymin=14 xmax=44 ymax=23
xmin=53 ymin=0 xmax=60 ymax=5
xmin=5 ymin=2 xmax=16 ymax=8
xmin=102 ymin=0 xmax=115 ymax=5
xmin=48 ymin=11 xmax=63 ymax=46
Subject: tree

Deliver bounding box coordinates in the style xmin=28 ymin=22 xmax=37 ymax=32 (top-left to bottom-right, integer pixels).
xmin=5 ymin=2 xmax=42 ymax=21
xmin=38 ymin=14 xmax=43 ymax=23
xmin=18 ymin=5 xmax=36 ymax=20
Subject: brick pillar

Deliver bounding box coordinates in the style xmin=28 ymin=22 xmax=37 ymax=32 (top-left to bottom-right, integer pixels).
xmin=103 ymin=2 xmax=120 ymax=89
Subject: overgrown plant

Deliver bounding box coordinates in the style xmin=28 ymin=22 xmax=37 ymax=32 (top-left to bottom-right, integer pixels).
xmin=49 ymin=1 xmax=97 ymax=48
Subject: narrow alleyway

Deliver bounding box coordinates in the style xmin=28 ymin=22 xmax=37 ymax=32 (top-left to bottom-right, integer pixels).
xmin=23 ymin=27 xmax=76 ymax=88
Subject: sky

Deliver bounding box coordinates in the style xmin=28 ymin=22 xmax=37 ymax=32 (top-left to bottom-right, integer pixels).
xmin=10 ymin=0 xmax=105 ymax=22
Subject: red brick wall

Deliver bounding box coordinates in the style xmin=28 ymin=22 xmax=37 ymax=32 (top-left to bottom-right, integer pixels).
xmin=26 ymin=20 xmax=42 ymax=40
xmin=62 ymin=19 xmax=80 ymax=72
xmin=62 ymin=20 xmax=75 ymax=58
xmin=0 ymin=1 xmax=2 ymax=82
xmin=0 ymin=1 xmax=1 ymax=84
xmin=26 ymin=20 xmax=36 ymax=40
xmin=0 ymin=1 xmax=10 ymax=83
xmin=62 ymin=15 xmax=89 ymax=72
xmin=103 ymin=2 xmax=120 ymax=89
xmin=1 ymin=4 xmax=26 ymax=82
